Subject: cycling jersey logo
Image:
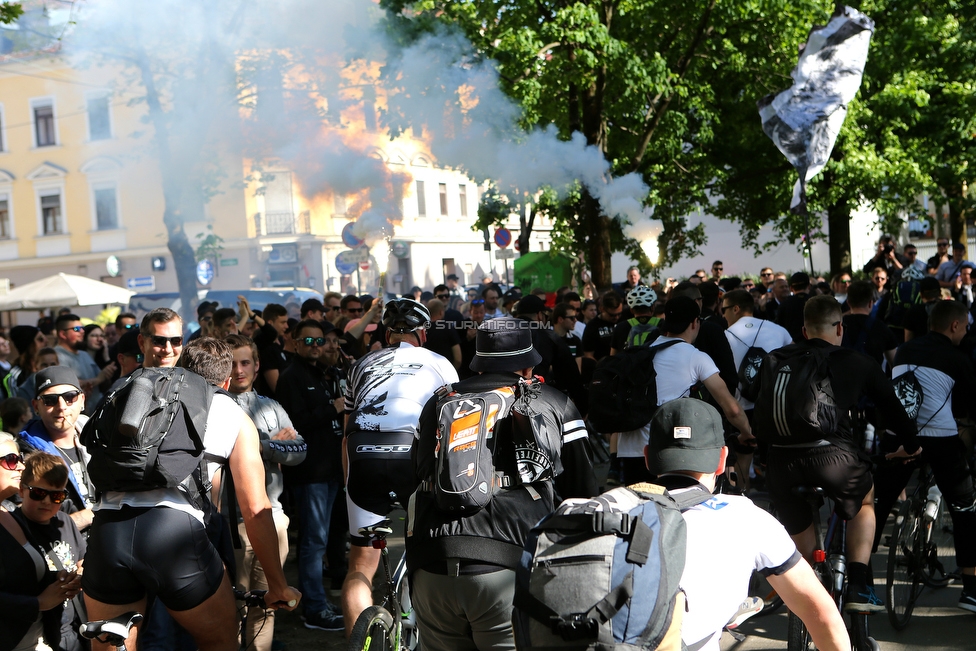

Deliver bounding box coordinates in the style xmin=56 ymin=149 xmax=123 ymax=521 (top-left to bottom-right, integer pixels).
xmin=356 ymin=444 xmax=412 ymax=454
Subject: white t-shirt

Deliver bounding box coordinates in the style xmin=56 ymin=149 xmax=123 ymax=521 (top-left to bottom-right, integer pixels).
xmin=617 ymin=337 xmax=719 ymax=458
xmin=724 ymin=316 xmax=792 ymax=410
xmin=675 ymin=487 xmax=800 ymax=651
xmin=94 ymin=393 xmax=247 ymax=522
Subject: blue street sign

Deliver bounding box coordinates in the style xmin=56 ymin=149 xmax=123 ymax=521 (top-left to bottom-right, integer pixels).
xmin=196 ymin=259 xmax=215 ymax=286
xmin=494 ymin=227 xmax=512 ymax=248
xmin=342 ymin=222 xmax=365 ymax=248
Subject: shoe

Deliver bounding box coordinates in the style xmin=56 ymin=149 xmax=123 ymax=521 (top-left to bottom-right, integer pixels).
xmin=958 ymin=590 xmax=976 ymax=613
xmin=844 ymin=584 xmax=885 ymax=613
xmin=304 ymin=609 xmax=344 ymax=632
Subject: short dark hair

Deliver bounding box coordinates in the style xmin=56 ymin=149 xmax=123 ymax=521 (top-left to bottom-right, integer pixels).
xmin=0 ymin=397 xmax=30 ymax=432
xmin=140 ymin=308 xmax=181 ymax=337
xmin=722 ymin=289 xmax=753 ymax=313
xmin=292 ymin=319 xmax=325 ymax=339
xmin=36 ymin=347 xmax=57 ymax=359
xmin=929 ymin=300 xmax=968 ymax=333
xmin=433 ymin=284 xmax=449 ymax=294
xmin=698 ymin=282 xmax=719 ymax=309
xmin=179 ymin=337 xmax=233 ymax=386
xmin=712 ymin=260 xmax=723 ymax=267
xmin=552 ymin=303 xmax=576 ymax=321
xmin=262 ymin=303 xmax=288 ymax=321
xmin=600 ymin=292 xmax=621 ymax=310
xmin=224 ymin=333 xmax=258 ymax=362
xmin=846 ymin=281 xmax=875 ymax=309
xmin=803 ymin=295 xmax=842 ymax=332
xmin=340 ymin=295 xmax=362 ymax=310
xmin=21 ymin=452 xmax=68 ymax=489
xmin=55 ymin=314 xmax=81 ymax=330
xmin=115 ymin=312 xmax=137 ymax=328
xmin=213 ymin=308 xmax=237 ymax=328
xmin=562 ymin=291 xmax=581 ymax=304
xmin=481 ymin=286 xmax=499 ymax=299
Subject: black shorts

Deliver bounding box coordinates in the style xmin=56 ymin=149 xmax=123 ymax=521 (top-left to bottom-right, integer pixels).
xmin=767 ymin=444 xmax=873 ymax=535
xmin=345 ymin=430 xmax=415 ymax=545
xmin=82 ymin=506 xmax=225 ymax=611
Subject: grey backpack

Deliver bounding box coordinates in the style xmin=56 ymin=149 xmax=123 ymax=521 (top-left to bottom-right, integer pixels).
xmin=513 ymin=482 xmax=711 ymax=651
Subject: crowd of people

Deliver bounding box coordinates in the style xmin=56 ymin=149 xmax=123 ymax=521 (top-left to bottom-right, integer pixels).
xmin=0 ymin=233 xmax=973 ymax=651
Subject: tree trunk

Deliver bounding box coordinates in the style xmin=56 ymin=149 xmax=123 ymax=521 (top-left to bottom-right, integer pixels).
xmin=582 ymin=190 xmax=613 ymax=290
xmin=946 ymin=182 xmax=968 ymax=258
xmin=826 ymin=199 xmax=853 ymax=275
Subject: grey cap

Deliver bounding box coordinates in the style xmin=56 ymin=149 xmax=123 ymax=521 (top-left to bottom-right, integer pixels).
xmin=35 ymin=366 xmax=81 ymax=398
xmin=648 ymin=398 xmax=725 ymax=474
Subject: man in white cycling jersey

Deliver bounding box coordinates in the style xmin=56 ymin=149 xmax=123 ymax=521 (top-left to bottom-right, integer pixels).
xmin=341 ymin=298 xmax=458 ymax=636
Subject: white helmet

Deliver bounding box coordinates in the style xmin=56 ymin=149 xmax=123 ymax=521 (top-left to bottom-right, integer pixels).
xmin=627 ymin=285 xmax=658 ymax=309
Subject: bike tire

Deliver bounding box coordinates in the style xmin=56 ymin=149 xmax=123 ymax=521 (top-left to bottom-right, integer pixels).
xmin=921 ymin=497 xmax=954 ymax=589
xmin=886 ymin=501 xmax=922 ymax=630
xmin=397 ymin=570 xmax=419 ymax=650
xmin=786 ymin=610 xmax=814 ymax=651
xmin=348 ymin=605 xmax=395 ymax=651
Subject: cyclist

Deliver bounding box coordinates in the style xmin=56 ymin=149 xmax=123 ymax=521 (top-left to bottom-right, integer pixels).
xmin=609 ymin=285 xmax=659 ymax=354
xmin=341 ymin=298 xmax=458 ymax=636
xmin=646 ymin=399 xmax=850 ymax=651
xmin=82 ymin=320 xmax=300 ymax=651
xmin=752 ymin=296 xmax=920 ymax=612
xmin=872 ymin=299 xmax=976 ymax=612
xmin=409 ymin=316 xmax=596 ymax=651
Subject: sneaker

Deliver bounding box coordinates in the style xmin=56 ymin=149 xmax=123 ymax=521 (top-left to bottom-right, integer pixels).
xmin=844 ymin=584 xmax=885 ymax=613
xmin=958 ymin=590 xmax=976 ymax=613
xmin=304 ymin=609 xmax=344 ymax=632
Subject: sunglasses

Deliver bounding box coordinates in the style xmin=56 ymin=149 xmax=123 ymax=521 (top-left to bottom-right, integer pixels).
xmin=938 ymin=242 xmax=949 ymax=246
xmin=346 ymin=307 xmax=363 ymax=314
xmin=713 ymin=267 xmax=723 ymax=271
xmin=151 ymin=335 xmax=183 ymax=348
xmin=301 ymin=336 xmax=327 ymax=347
xmin=840 ymin=279 xmax=852 ymax=284
xmin=436 ymin=294 xmax=449 ymax=300
xmin=720 ymin=305 xmax=733 ymax=313
xmin=0 ymin=452 xmax=24 ymax=471
xmin=470 ymin=299 xmax=485 ymax=305
xmin=123 ymin=323 xmax=139 ymax=330
xmin=329 ymin=306 xmax=341 ymax=312
xmin=761 ymin=272 xmax=773 ymax=277
xmin=26 ymin=485 xmax=68 ymax=504
xmin=61 ymin=325 xmax=84 ymax=333
xmin=562 ymin=314 xmax=578 ymax=321
xmin=39 ymin=390 xmax=83 ymax=407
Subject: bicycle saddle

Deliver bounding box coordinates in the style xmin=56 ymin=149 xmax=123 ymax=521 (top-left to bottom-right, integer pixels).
xmin=80 ymin=612 xmax=144 ymax=643
xmin=359 ymin=518 xmax=393 ymax=538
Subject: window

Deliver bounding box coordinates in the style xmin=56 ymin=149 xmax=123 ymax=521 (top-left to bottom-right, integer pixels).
xmin=0 ymin=199 xmax=8 ymax=239
xmin=94 ymin=187 xmax=118 ymax=230
xmin=87 ymin=96 xmax=111 ymax=140
xmin=459 ymin=184 xmax=467 ymax=217
xmin=416 ymin=180 xmax=426 ymax=217
xmin=333 ymin=194 xmax=347 ymax=215
xmin=34 ymin=104 xmax=56 ymax=147
xmin=41 ymin=193 xmax=61 ymax=234
xmin=439 ymin=183 xmax=448 ymax=216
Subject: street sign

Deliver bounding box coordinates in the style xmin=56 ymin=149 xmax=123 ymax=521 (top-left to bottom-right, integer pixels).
xmin=335 ymin=253 xmax=357 ymax=275
xmin=495 ymin=249 xmax=515 ymax=260
xmin=494 ymin=227 xmax=512 ymax=248
xmin=196 ymin=259 xmax=215 ymax=286
xmin=220 ymin=258 xmax=238 ymax=267
xmin=391 ymin=240 xmax=410 ymax=258
xmin=359 ymin=261 xmax=370 ymax=271
xmin=126 ymin=275 xmax=156 ymax=291
xmin=342 ymin=222 xmax=364 ymax=248
xmin=106 ymin=255 xmax=121 ymax=277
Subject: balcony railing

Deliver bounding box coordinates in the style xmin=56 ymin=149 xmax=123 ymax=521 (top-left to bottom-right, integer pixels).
xmin=254 ymin=210 xmax=310 ymax=235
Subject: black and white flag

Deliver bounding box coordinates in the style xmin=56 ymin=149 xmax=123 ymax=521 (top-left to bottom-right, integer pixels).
xmin=758 ymin=6 xmax=874 ymax=213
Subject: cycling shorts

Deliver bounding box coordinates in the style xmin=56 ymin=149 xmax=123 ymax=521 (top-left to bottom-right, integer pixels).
xmin=766 ymin=444 xmax=873 ymax=535
xmin=82 ymin=506 xmax=225 ymax=611
xmin=345 ymin=430 xmax=415 ymax=546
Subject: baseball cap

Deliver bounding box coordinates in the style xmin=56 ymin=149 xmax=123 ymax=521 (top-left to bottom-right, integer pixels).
xmin=789 ymin=272 xmax=811 ymax=288
xmin=647 ymin=398 xmax=725 ymax=474
xmin=446 ymin=273 xmax=459 ymax=281
xmin=661 ymin=296 xmax=699 ymax=334
xmin=117 ymin=329 xmax=141 ymax=357
xmin=35 ymin=366 xmax=82 ymax=398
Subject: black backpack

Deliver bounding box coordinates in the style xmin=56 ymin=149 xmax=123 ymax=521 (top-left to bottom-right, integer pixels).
xmin=883 ymin=279 xmax=921 ymax=328
xmin=727 ymin=321 xmax=766 ymax=398
xmin=81 ymin=367 xmax=214 ymax=493
xmin=753 ymin=346 xmax=839 ymax=444
xmin=588 ymin=340 xmax=680 ymax=434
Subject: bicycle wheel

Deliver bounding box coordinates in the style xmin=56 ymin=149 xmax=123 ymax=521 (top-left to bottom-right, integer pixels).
xmin=921 ymin=497 xmax=954 ymax=588
xmin=348 ymin=605 xmax=395 ymax=651
xmin=886 ymin=501 xmax=922 ymax=630
xmin=397 ymin=571 xmax=419 ymax=650
xmin=787 ymin=560 xmax=831 ymax=651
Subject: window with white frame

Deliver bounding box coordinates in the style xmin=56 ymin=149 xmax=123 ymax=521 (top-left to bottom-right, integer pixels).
xmin=459 ymin=184 xmax=468 ymax=217
xmin=0 ymin=197 xmax=9 ymax=239
xmin=87 ymin=95 xmax=112 ymax=140
xmin=416 ymin=180 xmax=426 ymax=217
xmin=93 ymin=185 xmax=119 ymax=230
xmin=33 ymin=101 xmax=56 ymax=147
xmin=41 ymin=193 xmax=62 ymax=234
xmin=439 ymin=183 xmax=448 ymax=216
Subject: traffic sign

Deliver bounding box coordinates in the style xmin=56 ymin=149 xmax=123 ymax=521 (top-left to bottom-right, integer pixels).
xmin=495 ymin=249 xmax=515 ymax=260
xmin=342 ymin=222 xmax=364 ymax=248
xmin=494 ymin=227 xmax=512 ymax=248
xmin=126 ymin=276 xmax=155 ymax=291
xmin=359 ymin=261 xmax=370 ymax=271
xmin=335 ymin=253 xmax=357 ymax=275
xmin=391 ymin=240 xmax=410 ymax=258
xmin=196 ymin=260 xmax=215 ymax=286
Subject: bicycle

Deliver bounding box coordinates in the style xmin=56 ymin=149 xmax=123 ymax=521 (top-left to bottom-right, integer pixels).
xmin=347 ymin=519 xmax=419 ymax=651
xmin=79 ymin=589 xmax=270 ymax=651
xmin=786 ymin=486 xmax=880 ymax=651
xmin=885 ymin=461 xmax=955 ymax=630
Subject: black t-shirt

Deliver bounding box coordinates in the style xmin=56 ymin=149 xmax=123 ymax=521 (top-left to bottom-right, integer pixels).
xmin=582 ymin=317 xmax=616 ymax=360
xmin=775 ymin=292 xmax=810 ymax=343
xmin=424 ymin=320 xmax=460 ymax=362
xmin=841 ymin=313 xmax=897 ymax=366
xmin=563 ymin=332 xmax=583 ymax=359
xmin=902 ymin=302 xmax=935 ymax=339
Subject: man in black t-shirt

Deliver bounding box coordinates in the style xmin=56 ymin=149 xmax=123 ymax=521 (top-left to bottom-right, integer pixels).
xmin=251 ymin=303 xmax=291 ymax=398
xmin=582 ymin=292 xmax=622 ymax=361
xmin=902 ymin=277 xmax=942 ymax=342
xmin=776 ymin=272 xmax=812 ymax=343
xmin=423 ymin=299 xmax=461 ymax=369
xmin=841 ymin=281 xmax=897 ymax=367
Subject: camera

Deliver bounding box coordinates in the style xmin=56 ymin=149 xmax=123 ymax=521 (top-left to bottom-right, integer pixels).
xmin=883 ymin=244 xmax=894 ymax=254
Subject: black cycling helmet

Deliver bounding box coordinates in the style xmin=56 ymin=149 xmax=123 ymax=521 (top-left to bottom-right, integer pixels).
xmin=382 ymin=297 xmax=431 ymax=333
